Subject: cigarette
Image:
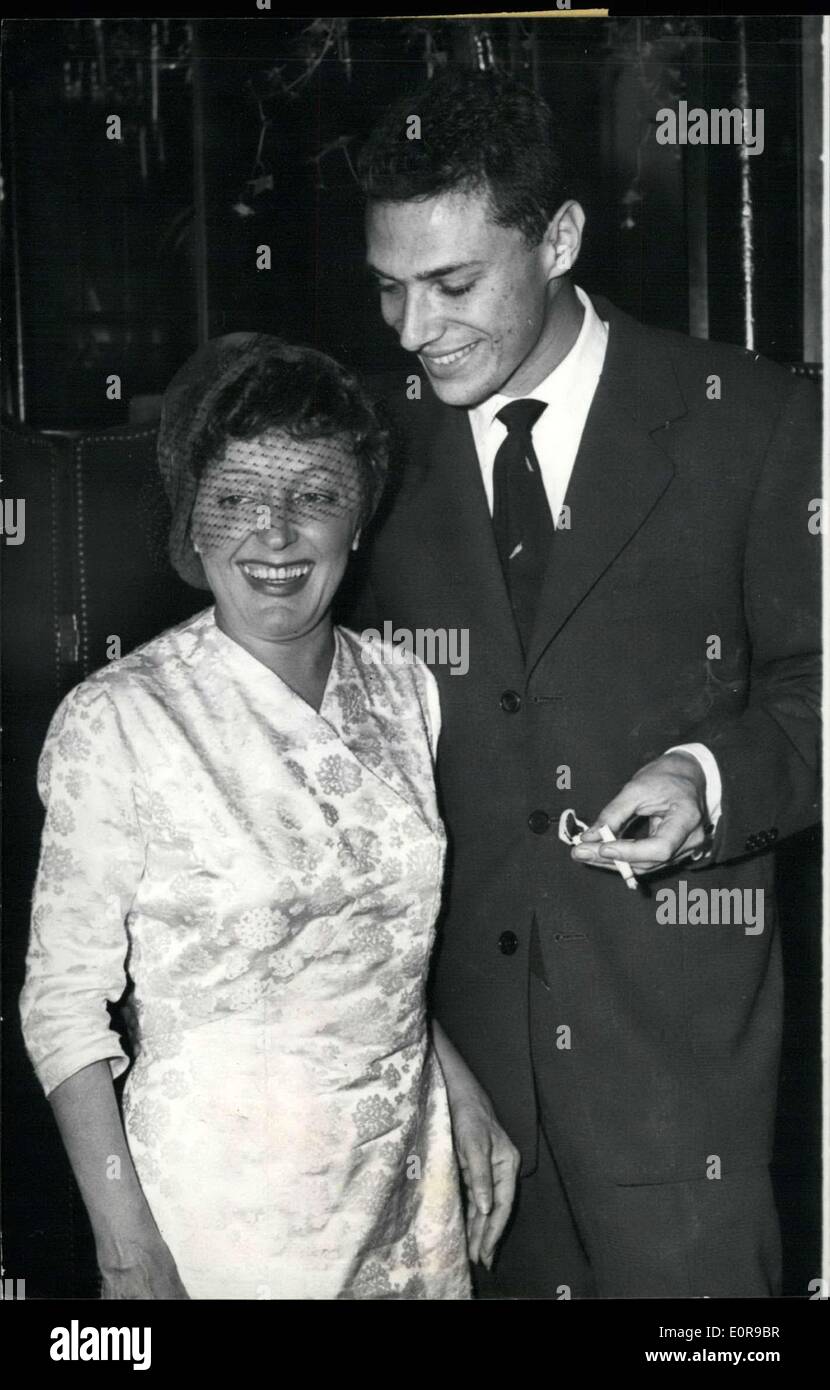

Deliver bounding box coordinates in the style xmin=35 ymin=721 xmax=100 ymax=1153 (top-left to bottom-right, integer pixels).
xmin=597 ymin=823 xmax=638 ymax=890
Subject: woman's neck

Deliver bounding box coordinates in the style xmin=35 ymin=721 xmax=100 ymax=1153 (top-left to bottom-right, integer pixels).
xmin=214 ymin=607 xmax=335 ymax=712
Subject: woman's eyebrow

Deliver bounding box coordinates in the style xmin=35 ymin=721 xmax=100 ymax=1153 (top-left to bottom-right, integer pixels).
xmin=209 ymin=468 xmax=263 ymax=481
xmin=292 ymin=467 xmax=352 ymax=484
xmin=212 ymin=463 xmax=349 ymax=483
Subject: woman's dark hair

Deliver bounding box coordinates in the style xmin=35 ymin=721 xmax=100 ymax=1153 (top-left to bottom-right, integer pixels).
xmin=357 ymin=68 xmax=570 ymax=246
xmin=189 ymin=341 xmax=388 ymax=528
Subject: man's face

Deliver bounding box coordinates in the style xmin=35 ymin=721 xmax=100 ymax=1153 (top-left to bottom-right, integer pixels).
xmin=366 ymin=186 xmax=561 ymax=407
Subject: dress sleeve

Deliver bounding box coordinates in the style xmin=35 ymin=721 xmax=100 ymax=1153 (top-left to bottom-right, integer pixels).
xmin=19 ymin=680 xmax=146 ymax=1096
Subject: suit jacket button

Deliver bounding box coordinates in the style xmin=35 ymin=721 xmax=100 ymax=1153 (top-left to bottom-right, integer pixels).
xmin=498 ymin=930 xmax=519 ymax=955
xmin=769 ymin=827 xmax=779 ymax=841
xmin=500 ymin=690 xmax=522 ymax=713
xmin=528 ymin=810 xmax=551 ymax=834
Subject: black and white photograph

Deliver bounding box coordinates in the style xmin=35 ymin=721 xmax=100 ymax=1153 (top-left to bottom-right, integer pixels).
xmin=0 ymin=4 xmax=825 ymax=1354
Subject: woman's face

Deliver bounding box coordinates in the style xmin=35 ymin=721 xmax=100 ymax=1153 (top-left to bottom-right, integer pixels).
xmin=191 ymin=428 xmax=363 ymax=648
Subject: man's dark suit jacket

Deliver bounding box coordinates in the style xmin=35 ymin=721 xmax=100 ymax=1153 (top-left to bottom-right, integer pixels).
xmin=353 ymin=294 xmax=820 ymax=1185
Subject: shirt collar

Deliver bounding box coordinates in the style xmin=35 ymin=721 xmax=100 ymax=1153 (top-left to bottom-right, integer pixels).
xmin=469 ymin=285 xmax=608 ymax=433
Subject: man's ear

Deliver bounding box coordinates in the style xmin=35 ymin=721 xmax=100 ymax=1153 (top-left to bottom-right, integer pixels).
xmin=543 ymin=200 xmax=586 ymax=281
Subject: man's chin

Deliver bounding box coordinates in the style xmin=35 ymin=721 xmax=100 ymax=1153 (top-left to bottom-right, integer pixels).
xmin=424 ymin=373 xmax=493 ymax=410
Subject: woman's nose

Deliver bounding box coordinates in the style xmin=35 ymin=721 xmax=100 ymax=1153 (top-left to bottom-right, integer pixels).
xmin=255 ymin=504 xmax=296 ymax=547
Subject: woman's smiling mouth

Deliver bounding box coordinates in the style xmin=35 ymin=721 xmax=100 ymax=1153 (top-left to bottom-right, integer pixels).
xmin=238 ymin=559 xmax=314 ymax=595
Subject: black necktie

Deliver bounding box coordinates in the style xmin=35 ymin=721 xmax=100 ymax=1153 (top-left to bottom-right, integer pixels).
xmin=492 ymin=398 xmax=553 ymax=654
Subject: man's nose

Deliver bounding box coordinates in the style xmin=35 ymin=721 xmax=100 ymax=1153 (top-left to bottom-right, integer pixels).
xmin=395 ymin=287 xmax=439 ymax=354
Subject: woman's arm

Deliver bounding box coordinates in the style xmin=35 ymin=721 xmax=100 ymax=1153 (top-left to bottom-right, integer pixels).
xmin=21 ymin=683 xmax=187 ymax=1297
xmin=49 ymin=1061 xmax=188 ymax=1299
xmin=432 ymin=1020 xmax=520 ymax=1271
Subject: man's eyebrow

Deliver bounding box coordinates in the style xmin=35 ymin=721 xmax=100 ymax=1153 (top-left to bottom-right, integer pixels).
xmin=366 ymin=260 xmax=483 ymax=283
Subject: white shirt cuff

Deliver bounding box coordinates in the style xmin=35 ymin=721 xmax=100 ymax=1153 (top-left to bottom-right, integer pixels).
xmin=666 ymin=743 xmax=722 ymax=829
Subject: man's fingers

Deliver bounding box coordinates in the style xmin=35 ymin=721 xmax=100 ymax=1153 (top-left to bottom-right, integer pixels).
xmin=572 ymin=845 xmax=629 ymax=869
xmin=582 ymin=783 xmax=645 ymax=839
xmin=598 ymin=833 xmax=683 ymax=866
xmin=583 ymin=755 xmax=707 ymax=845
xmin=597 ymin=806 xmax=699 ymax=864
xmin=575 ymin=798 xmax=701 ymax=866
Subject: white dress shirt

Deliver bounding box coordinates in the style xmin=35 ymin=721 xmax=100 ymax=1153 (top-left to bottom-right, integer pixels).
xmin=469 ymin=285 xmax=608 ymax=525
xmin=466 ymin=284 xmax=722 ymax=837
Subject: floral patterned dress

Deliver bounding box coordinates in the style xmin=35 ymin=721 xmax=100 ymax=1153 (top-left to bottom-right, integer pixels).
xmin=20 ymin=608 xmax=470 ymax=1299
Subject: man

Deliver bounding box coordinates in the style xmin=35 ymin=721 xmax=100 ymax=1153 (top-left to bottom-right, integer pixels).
xmin=352 ymin=69 xmax=820 ymax=1297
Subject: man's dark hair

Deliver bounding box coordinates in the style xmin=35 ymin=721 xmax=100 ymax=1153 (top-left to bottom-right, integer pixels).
xmin=358 ymin=68 xmax=570 ymax=245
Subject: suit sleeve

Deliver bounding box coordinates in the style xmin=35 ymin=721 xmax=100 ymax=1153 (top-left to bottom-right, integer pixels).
xmin=690 ymin=375 xmax=821 ymax=863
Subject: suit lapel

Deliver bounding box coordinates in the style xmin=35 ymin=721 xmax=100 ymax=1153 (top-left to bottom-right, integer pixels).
xmin=525 ymin=298 xmax=689 ymax=677
xmin=395 ymin=390 xmax=525 ymax=672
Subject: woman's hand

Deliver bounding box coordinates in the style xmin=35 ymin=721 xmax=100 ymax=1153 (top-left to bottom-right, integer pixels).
xmin=451 ymin=1081 xmax=521 ymax=1270
xmin=432 ymin=1021 xmax=520 ymax=1270
xmin=47 ymin=1063 xmax=190 ymax=1299
xmin=99 ymin=1235 xmax=190 ymax=1300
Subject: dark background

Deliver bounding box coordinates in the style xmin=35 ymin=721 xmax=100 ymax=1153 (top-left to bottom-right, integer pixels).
xmin=1 ymin=13 xmax=817 ymax=426
xmin=1 ymin=14 xmax=822 ymax=1298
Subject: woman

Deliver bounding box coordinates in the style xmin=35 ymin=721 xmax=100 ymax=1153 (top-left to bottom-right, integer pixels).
xmin=20 ymin=335 xmax=518 ymax=1299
